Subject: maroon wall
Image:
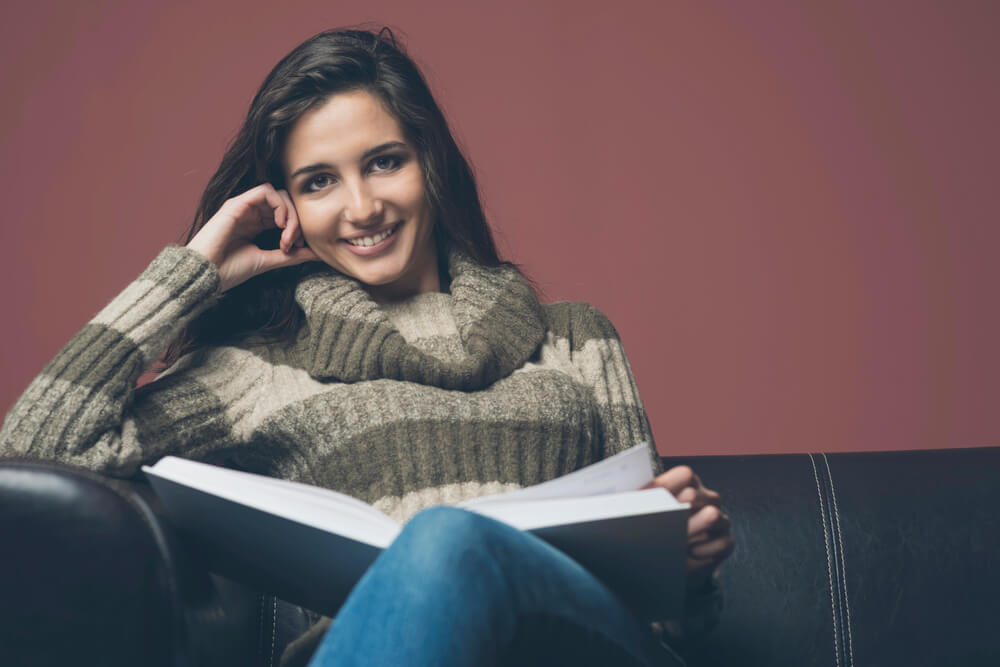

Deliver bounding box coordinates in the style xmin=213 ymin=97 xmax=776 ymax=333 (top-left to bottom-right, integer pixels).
xmin=2 ymin=1 xmax=997 ymax=456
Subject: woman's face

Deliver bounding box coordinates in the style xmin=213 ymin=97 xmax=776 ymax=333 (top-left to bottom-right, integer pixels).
xmin=283 ymin=89 xmax=438 ymax=302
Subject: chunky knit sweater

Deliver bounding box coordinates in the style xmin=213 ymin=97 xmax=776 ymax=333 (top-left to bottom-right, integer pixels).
xmin=1 ymin=244 xmax=720 ymax=657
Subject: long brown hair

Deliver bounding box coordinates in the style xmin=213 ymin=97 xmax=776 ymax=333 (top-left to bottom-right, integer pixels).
xmin=164 ymin=26 xmax=505 ymax=365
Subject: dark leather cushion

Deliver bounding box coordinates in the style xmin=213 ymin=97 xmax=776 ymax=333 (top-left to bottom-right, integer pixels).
xmin=662 ymin=447 xmax=1000 ymax=667
xmin=0 ymin=460 xmax=177 ymax=666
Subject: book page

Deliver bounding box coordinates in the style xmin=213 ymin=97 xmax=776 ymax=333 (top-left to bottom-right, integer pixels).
xmin=458 ymin=442 xmax=664 ymax=507
xmin=467 ymin=488 xmax=684 ymax=531
xmin=143 ymin=458 xmax=401 ymax=547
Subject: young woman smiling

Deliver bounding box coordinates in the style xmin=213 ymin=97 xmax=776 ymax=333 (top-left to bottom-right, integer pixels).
xmin=1 ymin=28 xmax=732 ymax=666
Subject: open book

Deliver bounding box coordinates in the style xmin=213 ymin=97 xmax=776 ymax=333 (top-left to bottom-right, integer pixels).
xmin=142 ymin=443 xmax=689 ymax=620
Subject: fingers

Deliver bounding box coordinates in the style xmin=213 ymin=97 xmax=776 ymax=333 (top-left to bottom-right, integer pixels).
xmin=227 ymin=183 xmax=288 ymax=237
xmin=677 ymin=486 xmax=696 ymax=504
xmin=688 ymin=504 xmax=729 ymax=537
xmin=686 ymin=504 xmax=735 ymax=574
xmin=679 ymin=485 xmax=721 ymax=510
xmin=650 ymin=466 xmax=721 ymax=514
xmin=257 ymin=245 xmax=320 ymax=272
xmin=647 ymin=465 xmax=695 ymax=495
xmin=276 ymin=189 xmax=304 ymax=253
xmin=217 ymin=184 xmax=311 ymax=257
xmin=282 ymin=245 xmax=319 ymax=266
xmin=687 ymin=534 xmax=735 ymax=576
xmin=244 ymin=186 xmax=304 ymax=254
xmin=687 ymin=532 xmax=735 ymax=574
xmin=658 ymin=468 xmax=735 ymax=575
xmin=689 ymin=534 xmax=735 ymax=561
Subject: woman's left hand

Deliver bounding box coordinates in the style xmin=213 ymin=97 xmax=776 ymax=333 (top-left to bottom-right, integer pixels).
xmin=646 ymin=466 xmax=734 ymax=576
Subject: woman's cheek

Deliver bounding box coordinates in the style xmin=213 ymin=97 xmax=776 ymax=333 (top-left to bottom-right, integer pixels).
xmin=296 ymin=204 xmax=332 ymax=243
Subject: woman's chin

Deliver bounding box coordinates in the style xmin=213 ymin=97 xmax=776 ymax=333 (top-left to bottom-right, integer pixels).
xmin=319 ymin=236 xmax=436 ymax=299
xmin=340 ymin=262 xmax=410 ymax=292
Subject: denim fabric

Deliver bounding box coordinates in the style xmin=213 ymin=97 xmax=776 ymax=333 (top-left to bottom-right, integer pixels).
xmin=308 ymin=506 xmax=683 ymax=666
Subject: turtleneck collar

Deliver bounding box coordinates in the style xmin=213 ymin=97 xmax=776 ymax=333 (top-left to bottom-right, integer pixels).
xmin=291 ymin=248 xmax=545 ymax=390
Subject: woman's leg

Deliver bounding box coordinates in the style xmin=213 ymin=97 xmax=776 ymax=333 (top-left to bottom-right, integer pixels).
xmin=307 ymin=506 xmax=681 ymax=667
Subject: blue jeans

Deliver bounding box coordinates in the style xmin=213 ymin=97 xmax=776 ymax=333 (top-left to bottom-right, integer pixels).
xmin=307 ymin=506 xmax=684 ymax=666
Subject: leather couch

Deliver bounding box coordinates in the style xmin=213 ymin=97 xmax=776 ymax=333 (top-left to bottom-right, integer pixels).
xmin=1 ymin=446 xmax=997 ymax=666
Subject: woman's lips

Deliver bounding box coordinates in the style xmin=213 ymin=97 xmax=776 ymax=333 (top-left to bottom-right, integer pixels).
xmin=342 ymin=222 xmax=402 ymax=256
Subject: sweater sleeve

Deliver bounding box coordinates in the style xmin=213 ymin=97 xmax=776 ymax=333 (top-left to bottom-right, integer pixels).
xmin=0 ymin=245 xmax=225 ymax=476
xmin=552 ymin=302 xmax=724 ymax=642
xmin=548 ymin=302 xmax=658 ymax=467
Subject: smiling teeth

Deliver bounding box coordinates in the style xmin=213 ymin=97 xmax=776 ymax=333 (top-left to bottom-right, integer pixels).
xmin=347 ymin=225 xmax=397 ymax=247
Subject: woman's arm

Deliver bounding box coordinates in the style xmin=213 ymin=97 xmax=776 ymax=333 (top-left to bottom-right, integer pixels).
xmin=0 ymin=246 xmax=221 ymax=475
xmin=0 ymin=184 xmax=316 ymax=476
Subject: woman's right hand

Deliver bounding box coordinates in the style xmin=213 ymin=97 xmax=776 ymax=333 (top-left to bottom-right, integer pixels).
xmin=186 ymin=183 xmax=319 ymax=292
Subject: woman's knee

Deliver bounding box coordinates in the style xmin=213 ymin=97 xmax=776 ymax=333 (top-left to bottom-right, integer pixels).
xmin=399 ymin=506 xmax=501 ymax=553
xmin=390 ymin=507 xmax=512 ymax=577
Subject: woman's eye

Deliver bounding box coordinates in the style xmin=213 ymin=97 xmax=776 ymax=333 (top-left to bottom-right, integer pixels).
xmin=301 ymin=156 xmax=403 ymax=193
xmin=370 ymin=155 xmax=402 ymax=172
xmin=305 ymin=174 xmax=334 ymax=192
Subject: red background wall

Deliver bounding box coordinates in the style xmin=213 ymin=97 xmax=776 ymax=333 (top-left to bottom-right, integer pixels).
xmin=2 ymin=0 xmax=997 ymax=456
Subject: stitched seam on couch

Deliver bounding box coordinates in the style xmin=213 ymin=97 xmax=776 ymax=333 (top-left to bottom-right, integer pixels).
xmin=809 ymin=453 xmax=856 ymax=667
xmin=823 ymin=453 xmax=855 ymax=667
xmin=809 ymin=453 xmax=842 ymax=667
xmin=271 ymin=596 xmax=278 ymax=667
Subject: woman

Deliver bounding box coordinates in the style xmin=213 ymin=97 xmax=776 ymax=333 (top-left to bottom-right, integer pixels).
xmin=1 ymin=27 xmax=732 ymax=666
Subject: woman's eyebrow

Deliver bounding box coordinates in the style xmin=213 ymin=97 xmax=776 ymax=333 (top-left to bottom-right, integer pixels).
xmin=289 ymin=141 xmax=409 ymax=180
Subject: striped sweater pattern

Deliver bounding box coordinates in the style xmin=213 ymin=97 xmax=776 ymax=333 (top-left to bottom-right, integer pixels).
xmin=1 ymin=245 xmax=658 ymax=520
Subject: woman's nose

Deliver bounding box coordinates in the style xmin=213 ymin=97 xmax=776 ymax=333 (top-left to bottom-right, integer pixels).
xmin=343 ymin=179 xmax=383 ymax=225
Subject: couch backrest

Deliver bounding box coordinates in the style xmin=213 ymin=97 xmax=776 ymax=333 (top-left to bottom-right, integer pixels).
xmin=660 ymin=447 xmax=1000 ymax=667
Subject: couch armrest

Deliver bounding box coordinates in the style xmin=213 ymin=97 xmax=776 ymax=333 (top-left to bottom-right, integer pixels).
xmin=0 ymin=459 xmax=261 ymax=667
